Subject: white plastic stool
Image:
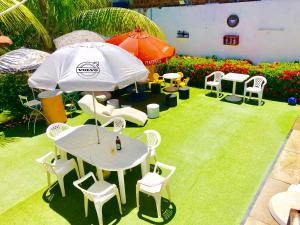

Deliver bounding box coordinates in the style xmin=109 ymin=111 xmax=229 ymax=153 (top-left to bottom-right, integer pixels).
xmin=147 ymin=104 xmax=159 ymax=119
xmin=107 ymin=99 xmax=119 ymax=109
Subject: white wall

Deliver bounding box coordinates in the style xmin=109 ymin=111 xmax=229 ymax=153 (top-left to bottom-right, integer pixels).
xmin=149 ymin=0 xmax=300 ymax=64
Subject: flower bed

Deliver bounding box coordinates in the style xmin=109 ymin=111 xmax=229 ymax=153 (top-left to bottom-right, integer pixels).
xmin=157 ymin=56 xmax=300 ymax=101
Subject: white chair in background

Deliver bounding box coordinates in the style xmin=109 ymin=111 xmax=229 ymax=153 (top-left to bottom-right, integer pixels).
xmin=36 ymin=151 xmax=79 ymax=197
xmin=73 ymin=172 xmax=122 ymax=225
xmin=243 ymin=76 xmax=267 ymax=106
xmin=46 ymin=122 xmax=71 ymax=158
xmin=100 ymin=117 xmax=126 ymax=134
xmin=204 ymin=71 xmax=225 ymax=98
xmin=18 ymin=95 xmax=48 ymax=134
xmin=136 ymin=129 xmax=161 ymax=162
xmin=136 ymin=162 xmax=176 ymax=218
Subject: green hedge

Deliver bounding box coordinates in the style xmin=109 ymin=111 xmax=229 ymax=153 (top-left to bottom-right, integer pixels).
xmin=0 ymin=73 xmax=33 ymax=118
xmin=157 ymin=56 xmax=300 ymax=101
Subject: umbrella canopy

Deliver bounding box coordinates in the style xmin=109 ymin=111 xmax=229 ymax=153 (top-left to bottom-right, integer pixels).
xmin=54 ymin=30 xmax=106 ymax=49
xmin=28 ymin=42 xmax=149 ymax=92
xmin=0 ymin=48 xmax=50 ymax=73
xmin=107 ymin=29 xmax=175 ymax=66
xmin=0 ymin=35 xmax=12 ymax=47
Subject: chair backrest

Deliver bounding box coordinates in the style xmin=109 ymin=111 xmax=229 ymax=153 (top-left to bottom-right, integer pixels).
xmin=184 ymin=77 xmax=190 ymax=86
xmin=153 ymin=161 xmax=176 ymax=185
xmin=18 ymin=95 xmax=28 ymax=105
xmin=212 ymin=71 xmax=225 ymax=82
xmin=177 ymin=72 xmax=184 ymax=78
xmin=137 ymin=129 xmax=161 ymax=151
xmin=36 ymin=152 xmax=57 ymax=174
xmin=101 ymin=117 xmax=126 ymax=133
xmin=46 ymin=122 xmax=71 ymax=140
xmin=252 ymin=76 xmax=267 ymax=89
xmin=73 ymin=172 xmax=102 ymax=202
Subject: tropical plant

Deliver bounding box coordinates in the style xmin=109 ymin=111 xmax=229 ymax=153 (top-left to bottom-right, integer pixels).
xmin=0 ymin=0 xmax=164 ymax=50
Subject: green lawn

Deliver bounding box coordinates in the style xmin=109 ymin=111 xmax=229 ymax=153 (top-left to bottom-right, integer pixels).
xmin=0 ymin=87 xmax=299 ymax=225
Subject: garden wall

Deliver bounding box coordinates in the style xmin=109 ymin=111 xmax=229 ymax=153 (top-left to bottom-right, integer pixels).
xmin=149 ymin=0 xmax=300 ymax=64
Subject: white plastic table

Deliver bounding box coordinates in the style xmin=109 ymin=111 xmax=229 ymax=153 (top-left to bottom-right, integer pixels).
xmin=55 ymin=125 xmax=148 ymax=204
xmin=222 ymin=73 xmax=250 ymax=102
xmin=163 ymin=73 xmax=180 ymax=92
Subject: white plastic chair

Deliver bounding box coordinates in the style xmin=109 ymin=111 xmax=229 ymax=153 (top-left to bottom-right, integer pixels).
xmin=36 ymin=151 xmax=79 ymax=197
xmin=136 ymin=130 xmax=161 ymax=162
xmin=100 ymin=117 xmax=126 ymax=134
xmin=243 ymin=76 xmax=267 ymax=105
xmin=46 ymin=123 xmax=71 ymax=158
xmin=18 ymin=95 xmax=48 ymax=134
xmin=136 ymin=162 xmax=176 ymax=218
xmin=73 ymin=172 xmax=122 ymax=225
xmin=204 ymin=71 xmax=225 ymax=98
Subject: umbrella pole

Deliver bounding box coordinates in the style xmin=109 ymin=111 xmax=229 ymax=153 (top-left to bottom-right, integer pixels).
xmin=135 ymin=82 xmax=138 ymax=93
xmin=92 ymin=91 xmax=100 ymax=144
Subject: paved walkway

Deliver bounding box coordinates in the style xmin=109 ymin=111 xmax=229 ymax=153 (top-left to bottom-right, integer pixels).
xmin=244 ymin=116 xmax=300 ymax=225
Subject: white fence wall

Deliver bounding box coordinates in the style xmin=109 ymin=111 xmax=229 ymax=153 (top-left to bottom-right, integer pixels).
xmin=150 ymin=0 xmax=300 ymax=64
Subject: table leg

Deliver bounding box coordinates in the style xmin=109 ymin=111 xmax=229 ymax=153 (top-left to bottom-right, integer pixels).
xmin=232 ymin=81 xmax=237 ymax=95
xmin=77 ymin=158 xmax=85 ymax=177
xmin=96 ymin=168 xmax=103 ymax=180
xmin=117 ymin=170 xmax=126 ymax=204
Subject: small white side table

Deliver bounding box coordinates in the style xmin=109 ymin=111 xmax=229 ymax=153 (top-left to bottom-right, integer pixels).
xmin=222 ymin=73 xmax=250 ymax=102
xmin=147 ymin=103 xmax=160 ymax=119
xmin=107 ymin=99 xmax=119 ymax=109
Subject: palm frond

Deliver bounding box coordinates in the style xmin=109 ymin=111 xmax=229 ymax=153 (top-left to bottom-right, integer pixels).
xmin=73 ymin=7 xmax=165 ymax=39
xmin=0 ymin=0 xmax=52 ymax=48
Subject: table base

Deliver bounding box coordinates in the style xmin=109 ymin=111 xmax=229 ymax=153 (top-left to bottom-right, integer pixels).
xmin=225 ymin=95 xmax=243 ymax=102
xmin=164 ymin=86 xmax=178 ymax=92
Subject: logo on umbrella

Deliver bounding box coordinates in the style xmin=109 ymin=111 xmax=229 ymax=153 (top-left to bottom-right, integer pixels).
xmin=76 ymin=62 xmax=100 ymax=79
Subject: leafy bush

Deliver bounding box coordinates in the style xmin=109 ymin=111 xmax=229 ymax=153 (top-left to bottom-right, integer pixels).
xmin=157 ymin=56 xmax=300 ymax=101
xmin=0 ymin=73 xmax=33 ymax=118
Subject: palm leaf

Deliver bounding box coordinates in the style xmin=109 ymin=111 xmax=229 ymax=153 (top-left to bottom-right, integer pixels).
xmin=73 ymin=7 xmax=165 ymax=39
xmin=0 ymin=0 xmax=52 ymax=48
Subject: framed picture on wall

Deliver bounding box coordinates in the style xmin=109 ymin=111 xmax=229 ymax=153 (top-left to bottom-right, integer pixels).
xmin=227 ymin=15 xmax=239 ymax=28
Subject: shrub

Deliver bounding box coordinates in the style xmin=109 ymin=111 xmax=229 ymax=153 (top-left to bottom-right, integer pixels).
xmin=0 ymin=73 xmax=33 ymax=118
xmin=157 ymin=56 xmax=300 ymax=101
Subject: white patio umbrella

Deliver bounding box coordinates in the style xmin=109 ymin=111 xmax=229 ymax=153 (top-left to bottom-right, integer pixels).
xmin=28 ymin=42 xmax=149 ymax=143
xmin=53 ymin=30 xmax=106 ymax=49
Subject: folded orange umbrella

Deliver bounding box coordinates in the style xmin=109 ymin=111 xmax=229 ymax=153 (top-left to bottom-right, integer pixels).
xmin=107 ymin=29 xmax=175 ymax=66
xmin=0 ymin=36 xmax=13 ymax=47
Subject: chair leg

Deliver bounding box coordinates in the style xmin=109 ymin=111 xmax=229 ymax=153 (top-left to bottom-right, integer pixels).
xmin=249 ymin=92 xmax=252 ymax=100
xmin=216 ymin=87 xmax=219 ymax=98
xmin=154 ymin=195 xmax=162 ymax=218
xmin=84 ymin=196 xmax=89 ymax=217
xmin=258 ymin=92 xmax=262 ymax=106
xmin=243 ymin=90 xmax=247 ymax=103
xmin=166 ymin=184 xmax=172 ymax=202
xmin=136 ymin=185 xmax=140 ymax=211
xmin=115 ymin=188 xmax=122 ymax=215
xmin=94 ymin=203 xmax=104 ymax=225
xmin=73 ymin=162 xmax=80 ymax=179
xmin=57 ymin=176 xmax=66 ymax=197
xmin=28 ymin=111 xmax=34 ymax=130
xmin=33 ymin=113 xmax=38 ymax=134
xmin=47 ymin=172 xmax=51 ymax=189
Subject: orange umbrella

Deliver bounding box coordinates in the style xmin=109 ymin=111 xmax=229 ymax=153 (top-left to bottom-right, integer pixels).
xmin=107 ymin=29 xmax=175 ymax=66
xmin=0 ymin=35 xmax=13 ymax=47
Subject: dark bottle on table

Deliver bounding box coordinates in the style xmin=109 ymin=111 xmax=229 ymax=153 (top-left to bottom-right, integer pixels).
xmin=116 ymin=136 xmax=121 ymax=151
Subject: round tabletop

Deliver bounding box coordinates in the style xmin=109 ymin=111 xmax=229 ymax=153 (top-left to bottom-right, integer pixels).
xmin=269 ymin=191 xmax=300 ymax=225
xmin=55 ymin=125 xmax=148 ymax=171
xmin=38 ymin=90 xmax=63 ymax=98
xmin=163 ymin=73 xmax=180 ymax=80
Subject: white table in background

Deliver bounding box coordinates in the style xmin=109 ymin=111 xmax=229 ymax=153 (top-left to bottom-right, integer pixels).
xmin=55 ymin=125 xmax=148 ymax=204
xmin=222 ymin=72 xmax=250 ymax=102
xmin=163 ymin=73 xmax=180 ymax=92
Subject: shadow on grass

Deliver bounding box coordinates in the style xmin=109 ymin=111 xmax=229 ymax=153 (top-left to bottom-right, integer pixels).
xmin=41 ymin=163 xmax=176 ymax=225
xmin=205 ymin=91 xmax=225 ymax=99
xmin=2 ymin=119 xmax=47 ymax=138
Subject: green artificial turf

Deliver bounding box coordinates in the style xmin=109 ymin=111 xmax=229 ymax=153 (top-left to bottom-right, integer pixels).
xmin=0 ymin=87 xmax=299 ymax=225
